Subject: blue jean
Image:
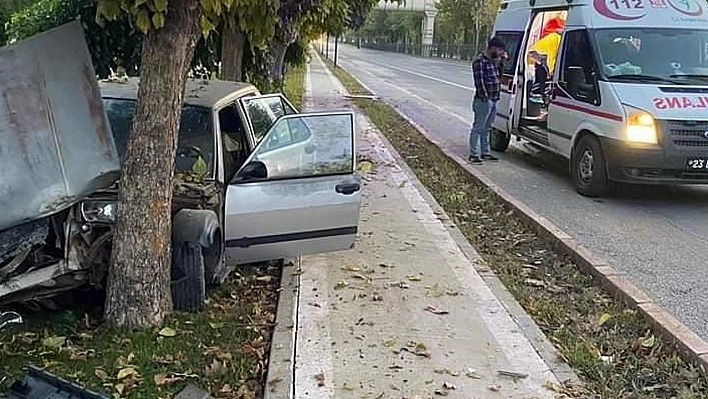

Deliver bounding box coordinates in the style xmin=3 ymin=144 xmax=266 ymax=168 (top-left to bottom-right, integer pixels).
xmin=469 ymin=98 xmax=496 ymax=157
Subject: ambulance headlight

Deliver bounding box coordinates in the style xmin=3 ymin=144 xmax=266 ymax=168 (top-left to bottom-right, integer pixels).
xmin=624 ymin=106 xmax=658 ymax=145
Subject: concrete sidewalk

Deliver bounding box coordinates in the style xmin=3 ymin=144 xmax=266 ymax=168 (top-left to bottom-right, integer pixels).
xmin=291 ymin=52 xmax=565 ymax=399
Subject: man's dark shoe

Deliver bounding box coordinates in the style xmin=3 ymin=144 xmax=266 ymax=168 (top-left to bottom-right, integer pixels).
xmin=482 ymin=154 xmax=499 ymax=162
xmin=468 ymin=156 xmax=483 ymax=164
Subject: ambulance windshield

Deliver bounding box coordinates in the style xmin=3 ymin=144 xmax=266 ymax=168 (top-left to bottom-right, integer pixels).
xmin=594 ymin=28 xmax=708 ymax=84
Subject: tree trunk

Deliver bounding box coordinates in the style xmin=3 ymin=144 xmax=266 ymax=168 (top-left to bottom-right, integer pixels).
xmin=104 ymin=0 xmax=202 ymax=328
xmin=221 ymin=26 xmax=246 ymax=81
xmin=270 ymin=38 xmax=288 ymax=84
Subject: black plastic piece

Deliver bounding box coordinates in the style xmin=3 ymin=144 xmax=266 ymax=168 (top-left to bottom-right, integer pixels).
xmin=3 ymin=366 xmax=110 ymax=399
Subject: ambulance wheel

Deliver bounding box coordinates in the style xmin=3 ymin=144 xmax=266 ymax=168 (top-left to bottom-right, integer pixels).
xmin=573 ymin=135 xmax=609 ymax=197
xmin=490 ymin=129 xmax=510 ymax=152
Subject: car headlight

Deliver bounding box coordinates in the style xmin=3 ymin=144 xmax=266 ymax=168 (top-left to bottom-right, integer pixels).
xmin=625 ymin=106 xmax=658 ymax=144
xmin=80 ymin=201 xmax=118 ymax=223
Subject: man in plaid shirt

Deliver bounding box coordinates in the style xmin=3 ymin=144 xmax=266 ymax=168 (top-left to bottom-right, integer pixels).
xmin=469 ymin=37 xmax=507 ymax=164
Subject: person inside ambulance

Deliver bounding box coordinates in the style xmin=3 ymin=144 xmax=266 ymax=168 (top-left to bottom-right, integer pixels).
xmin=529 ymin=17 xmax=565 ymax=75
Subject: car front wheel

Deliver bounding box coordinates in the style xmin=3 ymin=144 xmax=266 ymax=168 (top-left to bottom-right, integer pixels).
xmin=171 ymin=242 xmax=206 ymax=312
xmin=573 ymin=135 xmax=609 ymax=197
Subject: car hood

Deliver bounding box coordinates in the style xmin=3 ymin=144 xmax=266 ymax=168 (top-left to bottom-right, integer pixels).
xmin=614 ymin=82 xmax=708 ymax=120
xmin=0 ymin=22 xmax=120 ymax=231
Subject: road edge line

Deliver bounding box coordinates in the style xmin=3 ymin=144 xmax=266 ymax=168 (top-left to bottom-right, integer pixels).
xmin=337 ymin=63 xmax=708 ymax=373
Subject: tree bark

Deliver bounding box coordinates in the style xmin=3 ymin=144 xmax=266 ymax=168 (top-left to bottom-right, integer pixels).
xmin=104 ymin=0 xmax=202 ymax=328
xmin=221 ymin=26 xmax=246 ymax=82
xmin=269 ymin=38 xmax=288 ymax=84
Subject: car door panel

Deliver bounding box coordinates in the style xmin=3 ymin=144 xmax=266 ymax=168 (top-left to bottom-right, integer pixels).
xmin=224 ymin=111 xmax=360 ymax=265
xmin=224 ymin=175 xmax=360 ymax=264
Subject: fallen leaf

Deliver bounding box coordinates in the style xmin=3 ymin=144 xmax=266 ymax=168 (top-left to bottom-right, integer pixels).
xmin=359 ymin=161 xmax=373 ymax=174
xmin=598 ymin=313 xmax=613 ymax=327
xmin=115 ymin=383 xmax=125 ymax=395
xmin=497 ymin=370 xmax=529 ymax=379
xmin=465 ymin=368 xmax=482 ymax=379
xmin=442 ymin=382 xmax=456 ymax=390
xmin=488 ymin=384 xmax=502 ymax=392
xmin=424 ymin=305 xmax=450 ymax=315
xmin=382 ymin=339 xmax=396 ymax=348
xmin=94 ymin=368 xmax=109 ymax=382
xmin=388 ymin=364 xmax=404 ymax=370
xmin=641 ymin=334 xmax=656 ymax=348
xmin=256 ymin=275 xmax=274 ymax=283
xmin=269 ymin=377 xmax=284 ymax=386
xmin=406 ymin=274 xmax=422 ymax=282
xmin=434 ymin=389 xmax=449 ymax=396
xmin=42 ymin=336 xmax=66 ymax=349
xmin=117 ymin=368 xmax=136 ymax=381
xmin=342 ymin=265 xmax=361 ymax=272
xmin=205 ymin=359 xmax=226 ymax=376
xmin=220 ymin=384 xmax=233 ymax=394
xmin=315 ymin=373 xmax=326 ymax=387
xmin=343 ymin=382 xmax=356 ymax=391
xmin=350 ymin=273 xmax=370 ymax=282
xmin=378 ymin=263 xmax=394 ymax=268
xmin=209 ymin=322 xmax=225 ymax=329
xmin=153 ymin=373 xmax=168 ymax=386
xmin=524 ymin=278 xmax=545 ymax=288
xmin=334 ymin=281 xmax=349 ymax=290
xmin=158 ymin=327 xmax=177 ymax=337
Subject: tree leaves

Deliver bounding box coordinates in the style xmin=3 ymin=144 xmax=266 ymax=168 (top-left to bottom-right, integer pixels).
xmin=136 ymin=8 xmax=150 ymax=33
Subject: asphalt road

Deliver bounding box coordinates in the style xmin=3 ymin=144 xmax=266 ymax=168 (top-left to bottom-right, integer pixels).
xmin=333 ymin=44 xmax=708 ymax=340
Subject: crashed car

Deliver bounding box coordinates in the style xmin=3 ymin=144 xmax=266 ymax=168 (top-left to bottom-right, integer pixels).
xmin=0 ymin=22 xmax=361 ymax=309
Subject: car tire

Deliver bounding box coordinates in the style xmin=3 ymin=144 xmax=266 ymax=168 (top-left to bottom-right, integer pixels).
xmin=171 ymin=242 xmax=206 ymax=312
xmin=573 ymin=135 xmax=609 ymax=197
xmin=490 ymin=129 xmax=510 ymax=152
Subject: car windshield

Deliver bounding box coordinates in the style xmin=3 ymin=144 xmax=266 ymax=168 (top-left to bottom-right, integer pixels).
xmin=103 ymin=98 xmax=215 ymax=177
xmin=594 ymin=28 xmax=708 ymax=83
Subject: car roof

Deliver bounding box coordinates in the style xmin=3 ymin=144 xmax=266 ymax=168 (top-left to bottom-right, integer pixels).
xmin=99 ymin=77 xmax=259 ymax=108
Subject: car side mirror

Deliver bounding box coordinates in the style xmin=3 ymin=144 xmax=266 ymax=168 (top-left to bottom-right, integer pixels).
xmin=235 ymin=161 xmax=267 ymax=182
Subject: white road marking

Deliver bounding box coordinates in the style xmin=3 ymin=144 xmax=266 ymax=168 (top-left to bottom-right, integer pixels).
xmin=349 ymin=62 xmax=472 ymax=126
xmin=358 ymin=58 xmax=475 ymax=91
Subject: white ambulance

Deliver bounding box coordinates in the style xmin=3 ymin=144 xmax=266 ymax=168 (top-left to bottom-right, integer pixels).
xmin=490 ymin=0 xmax=708 ymax=196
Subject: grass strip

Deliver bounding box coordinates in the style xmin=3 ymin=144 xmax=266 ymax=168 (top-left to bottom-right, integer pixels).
xmin=283 ymin=64 xmax=305 ymax=111
xmin=322 ymin=55 xmax=708 ymax=399
xmin=0 ymin=266 xmax=279 ymax=399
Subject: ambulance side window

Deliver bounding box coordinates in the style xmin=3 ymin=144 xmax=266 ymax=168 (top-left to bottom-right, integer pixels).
xmin=495 ymin=32 xmax=524 ymax=77
xmin=560 ymin=30 xmax=599 ymax=105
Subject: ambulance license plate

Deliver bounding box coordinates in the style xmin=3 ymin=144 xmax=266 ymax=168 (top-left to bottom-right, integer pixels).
xmin=686 ymin=157 xmax=708 ymax=171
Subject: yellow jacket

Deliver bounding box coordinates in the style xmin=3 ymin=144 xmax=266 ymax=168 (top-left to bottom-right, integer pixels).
xmin=529 ymin=32 xmax=561 ymax=73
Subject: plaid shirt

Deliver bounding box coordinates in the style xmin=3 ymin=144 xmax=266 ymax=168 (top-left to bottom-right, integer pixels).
xmin=472 ymin=53 xmax=501 ymax=102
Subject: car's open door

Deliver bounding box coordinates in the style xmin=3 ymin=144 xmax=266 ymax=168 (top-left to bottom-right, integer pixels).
xmin=224 ymin=111 xmax=361 ymax=265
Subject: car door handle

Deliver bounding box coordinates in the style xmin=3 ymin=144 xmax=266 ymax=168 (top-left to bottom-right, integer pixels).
xmin=335 ymin=182 xmax=361 ymax=195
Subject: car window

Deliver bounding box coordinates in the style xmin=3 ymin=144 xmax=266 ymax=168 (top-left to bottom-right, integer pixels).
xmin=242 ymin=95 xmax=292 ymax=144
xmin=103 ymin=99 xmax=215 ymax=177
xmin=250 ymin=113 xmax=354 ymax=180
xmin=261 ymin=118 xmax=312 ymax=152
xmin=495 ymin=32 xmax=524 ymax=76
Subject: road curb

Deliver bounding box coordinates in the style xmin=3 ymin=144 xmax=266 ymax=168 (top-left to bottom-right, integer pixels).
xmin=263 ymin=260 xmax=300 ymax=399
xmin=332 ymin=63 xmax=708 ymax=375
